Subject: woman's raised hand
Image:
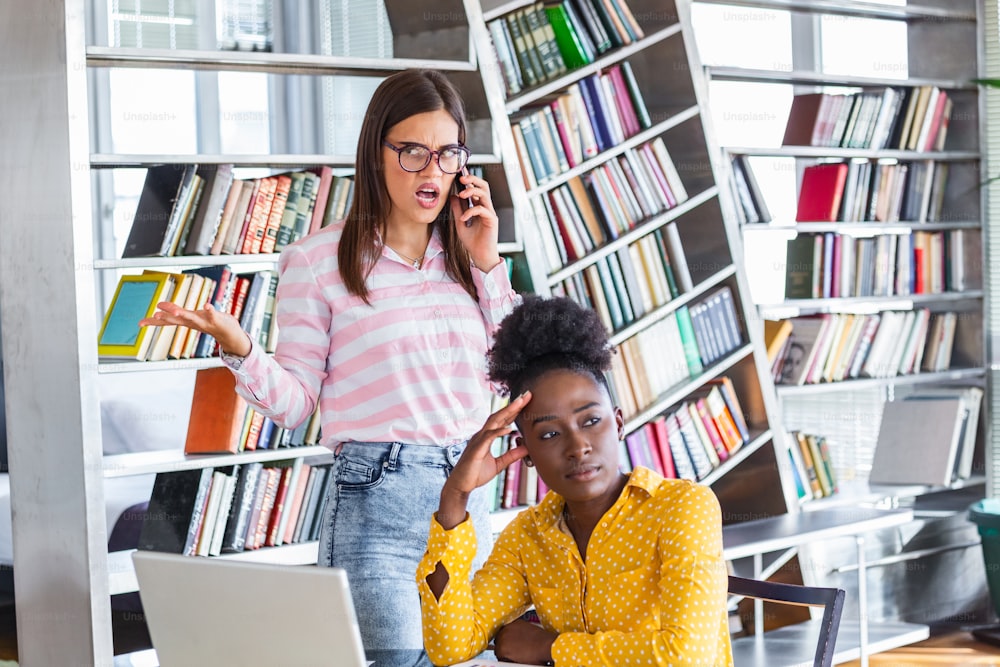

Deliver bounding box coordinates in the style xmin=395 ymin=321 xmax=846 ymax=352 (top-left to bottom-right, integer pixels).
xmin=139 ymin=301 xmax=252 ymax=357
xmin=436 ymin=391 xmax=531 ymax=529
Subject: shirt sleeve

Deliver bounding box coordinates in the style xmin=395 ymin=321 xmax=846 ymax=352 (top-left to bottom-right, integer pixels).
xmin=416 ymin=514 xmax=534 ymax=667
xmin=222 ymin=243 xmax=329 ymax=429
xmin=471 ymin=260 xmax=521 ymax=339
xmin=550 ymin=484 xmax=731 ymax=667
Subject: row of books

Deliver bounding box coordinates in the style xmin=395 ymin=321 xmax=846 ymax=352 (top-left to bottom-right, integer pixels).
xmin=530 ymin=138 xmax=690 ymax=269
xmin=122 ymin=162 xmax=354 ymax=259
xmin=138 ymin=458 xmax=332 ymax=557
xmin=554 ymin=226 xmax=692 ymax=331
xmin=606 ymin=286 xmax=744 ymax=418
xmin=785 ymin=229 xmax=968 ymax=300
xmin=184 ymin=368 xmax=323 ymax=455
xmin=511 ymin=62 xmax=651 ymax=186
xmin=788 ymin=432 xmax=838 ymax=502
xmin=795 ymin=160 xmax=950 ymax=223
xmin=773 ymin=309 xmax=958 ymax=386
xmin=488 ymin=0 xmax=645 ymax=97
xmin=728 ymin=156 xmax=772 ymax=225
xmin=490 ymin=376 xmax=750 ymax=510
xmin=782 ymin=86 xmax=952 ymax=152
xmin=97 ymin=267 xmax=277 ymax=362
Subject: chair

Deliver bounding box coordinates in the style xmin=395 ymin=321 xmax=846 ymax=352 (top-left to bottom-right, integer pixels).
xmin=728 ymin=575 xmax=846 ymax=667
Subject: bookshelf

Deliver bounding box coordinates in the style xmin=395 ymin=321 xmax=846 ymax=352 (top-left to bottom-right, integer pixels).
xmin=695 ymin=0 xmax=990 ymax=647
xmin=472 ymin=0 xmax=802 ymax=594
xmin=0 ymin=1 xmax=533 ymax=663
xmin=0 ymin=1 xmax=948 ymax=665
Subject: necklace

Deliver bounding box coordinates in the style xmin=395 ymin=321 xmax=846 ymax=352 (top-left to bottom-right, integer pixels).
xmin=387 ymin=245 xmax=424 ymax=269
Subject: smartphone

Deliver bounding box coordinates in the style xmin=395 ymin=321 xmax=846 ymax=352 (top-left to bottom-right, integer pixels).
xmin=453 ymin=167 xmax=476 ymax=227
xmin=452 ymin=167 xmax=475 ymax=210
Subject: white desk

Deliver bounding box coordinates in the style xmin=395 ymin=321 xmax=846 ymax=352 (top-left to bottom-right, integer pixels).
xmin=723 ymin=506 xmax=926 ymax=667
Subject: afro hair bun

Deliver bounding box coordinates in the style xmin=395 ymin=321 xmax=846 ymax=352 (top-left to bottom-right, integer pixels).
xmin=488 ymin=295 xmax=612 ymax=396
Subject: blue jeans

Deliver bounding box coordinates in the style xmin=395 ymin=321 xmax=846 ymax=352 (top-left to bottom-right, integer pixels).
xmin=318 ymin=441 xmax=494 ymax=667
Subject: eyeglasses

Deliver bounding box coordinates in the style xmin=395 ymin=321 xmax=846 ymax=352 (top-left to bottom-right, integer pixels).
xmin=382 ymin=140 xmax=471 ymax=174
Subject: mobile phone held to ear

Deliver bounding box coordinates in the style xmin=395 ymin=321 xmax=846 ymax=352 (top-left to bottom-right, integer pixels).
xmin=453 ymin=167 xmax=476 ymax=226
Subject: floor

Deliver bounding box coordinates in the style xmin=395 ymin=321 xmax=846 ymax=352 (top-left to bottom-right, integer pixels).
xmin=842 ymin=631 xmax=1000 ymax=666
xmin=0 ymin=606 xmax=998 ymax=665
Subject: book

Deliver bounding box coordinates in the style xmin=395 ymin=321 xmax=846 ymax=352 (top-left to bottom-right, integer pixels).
xmin=782 ymin=93 xmax=827 ymax=146
xmin=184 ymin=367 xmax=251 ymax=454
xmin=182 ymin=164 xmax=235 ymax=255
xmin=219 ymin=462 xmax=264 ymax=553
xmin=764 ymin=319 xmax=794 ymax=364
xmin=796 ymin=162 xmax=849 ymax=222
xmin=869 ymin=397 xmax=966 ymax=487
xmin=137 ymin=468 xmax=214 ymax=554
xmin=121 ymin=164 xmax=196 ymax=258
xmin=784 ymin=235 xmax=816 ymax=299
xmin=97 ymin=272 xmax=176 ymax=360
xmin=903 ymin=386 xmax=983 ymax=481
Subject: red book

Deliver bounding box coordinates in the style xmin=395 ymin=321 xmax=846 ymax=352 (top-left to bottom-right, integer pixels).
xmin=228 ymin=276 xmax=252 ymax=322
xmin=650 ymin=416 xmax=677 ymax=479
xmin=258 ymin=174 xmax=292 ymax=254
xmin=641 ymin=422 xmax=665 ymax=476
xmin=241 ymin=176 xmax=278 ymax=254
xmin=796 ymin=162 xmax=849 ymax=222
xmin=265 ymin=466 xmax=294 ymax=547
xmin=252 ymin=468 xmax=281 ymax=549
xmin=607 ymin=65 xmax=641 ymax=137
xmin=549 ymin=99 xmax=578 ymax=168
xmin=232 ymin=178 xmax=261 ymax=254
xmin=694 ymin=398 xmax=729 ymax=463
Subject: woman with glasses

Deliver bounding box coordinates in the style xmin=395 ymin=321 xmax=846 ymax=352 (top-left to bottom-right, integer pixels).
xmin=141 ymin=69 xmax=518 ymax=666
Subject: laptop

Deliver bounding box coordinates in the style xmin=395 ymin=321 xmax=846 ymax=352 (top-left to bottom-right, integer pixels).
xmin=132 ymin=550 xmax=368 ymax=667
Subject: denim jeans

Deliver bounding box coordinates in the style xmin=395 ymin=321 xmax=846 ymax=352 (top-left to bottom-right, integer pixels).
xmin=318 ymin=441 xmax=494 ymax=667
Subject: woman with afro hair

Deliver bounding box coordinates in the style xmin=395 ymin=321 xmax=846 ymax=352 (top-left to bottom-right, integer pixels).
xmin=415 ymin=295 xmax=734 ymax=667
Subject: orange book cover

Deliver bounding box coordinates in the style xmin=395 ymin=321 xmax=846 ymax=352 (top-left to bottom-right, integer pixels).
xmin=184 ymin=367 xmax=249 ymax=454
xmin=258 ymin=174 xmax=292 ymax=254
xmin=241 ymin=176 xmax=278 ymax=254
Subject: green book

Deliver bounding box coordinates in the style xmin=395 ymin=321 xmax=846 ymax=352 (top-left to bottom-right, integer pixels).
xmin=785 ymin=234 xmax=817 ymax=299
xmin=504 ymin=11 xmax=540 ymax=88
xmin=674 ymin=305 xmax=705 ymax=376
xmin=653 ymin=228 xmax=681 ymax=298
xmin=545 ymin=3 xmax=593 ymax=69
xmin=527 ymin=3 xmax=568 ymax=79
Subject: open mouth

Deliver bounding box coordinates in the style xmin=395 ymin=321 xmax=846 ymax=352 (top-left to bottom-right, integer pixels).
xmin=416 ymin=185 xmax=440 ymax=207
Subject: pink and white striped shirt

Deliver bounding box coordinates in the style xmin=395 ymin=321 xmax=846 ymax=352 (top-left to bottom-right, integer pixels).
xmin=225 ymin=220 xmax=519 ymax=448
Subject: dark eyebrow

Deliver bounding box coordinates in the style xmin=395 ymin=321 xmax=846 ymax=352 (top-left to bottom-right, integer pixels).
xmin=530 ymin=402 xmax=601 ymax=426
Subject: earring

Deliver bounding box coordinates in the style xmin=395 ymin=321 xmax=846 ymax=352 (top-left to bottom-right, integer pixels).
xmin=524 ymin=458 xmax=534 ymax=468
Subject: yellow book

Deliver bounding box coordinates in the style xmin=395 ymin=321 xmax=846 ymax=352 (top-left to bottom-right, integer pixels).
xmin=98 ymin=272 xmax=176 ymax=361
xmin=763 ymin=319 xmax=793 ymax=364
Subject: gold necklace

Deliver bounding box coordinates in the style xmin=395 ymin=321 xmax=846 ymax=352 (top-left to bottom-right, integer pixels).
xmin=387 ymin=245 xmax=424 ymax=269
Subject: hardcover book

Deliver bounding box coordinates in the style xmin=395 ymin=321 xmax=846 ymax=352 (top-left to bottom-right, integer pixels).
xmin=137 ymin=468 xmax=214 ymax=554
xmin=97 ymin=272 xmax=176 ymax=361
xmin=796 ymin=162 xmax=849 ymax=222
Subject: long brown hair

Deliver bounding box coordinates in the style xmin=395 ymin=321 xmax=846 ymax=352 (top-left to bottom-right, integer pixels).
xmin=338 ymin=69 xmax=476 ymax=303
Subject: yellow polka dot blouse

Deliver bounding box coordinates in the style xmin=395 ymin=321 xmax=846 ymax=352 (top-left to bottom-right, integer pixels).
xmin=416 ymin=466 xmax=734 ymax=666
